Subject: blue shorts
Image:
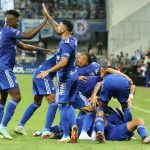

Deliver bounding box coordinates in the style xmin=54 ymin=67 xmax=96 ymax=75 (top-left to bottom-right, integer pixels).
xmin=0 ymin=69 xmax=19 ymax=90
xmin=56 ymin=72 xmax=78 ymax=104
xmin=100 ymin=75 xmax=130 ymax=104
xmin=105 ymin=123 xmax=133 ymax=140
xmin=72 ymin=91 xmax=90 ymax=109
xmin=32 ymin=69 xmax=55 ymax=95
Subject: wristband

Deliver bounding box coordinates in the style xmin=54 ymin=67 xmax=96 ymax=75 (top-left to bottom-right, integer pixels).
xmin=129 ymin=94 xmax=133 ymax=99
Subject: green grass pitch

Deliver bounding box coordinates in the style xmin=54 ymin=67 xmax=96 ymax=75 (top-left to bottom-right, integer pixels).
xmin=0 ymin=74 xmax=150 ymax=150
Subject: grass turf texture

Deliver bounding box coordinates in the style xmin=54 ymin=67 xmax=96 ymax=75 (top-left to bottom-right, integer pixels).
xmin=0 ymin=74 xmax=150 ymax=150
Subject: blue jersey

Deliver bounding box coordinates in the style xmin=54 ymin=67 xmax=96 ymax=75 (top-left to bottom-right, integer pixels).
xmin=0 ymin=27 xmax=22 ymax=70
xmin=78 ymin=62 xmax=101 ymax=76
xmin=56 ymin=36 xmax=77 ymax=80
xmin=35 ymin=53 xmax=57 ymax=79
xmin=78 ymin=76 xmax=101 ymax=98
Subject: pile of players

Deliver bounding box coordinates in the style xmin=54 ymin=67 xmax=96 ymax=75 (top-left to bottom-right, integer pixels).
xmin=0 ymin=3 xmax=150 ymax=144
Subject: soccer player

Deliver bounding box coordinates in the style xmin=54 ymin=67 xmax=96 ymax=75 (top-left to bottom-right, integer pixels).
xmin=0 ymin=10 xmax=50 ymax=139
xmin=37 ymin=3 xmax=78 ymax=143
xmin=14 ymin=53 xmax=58 ymax=138
xmin=90 ymin=73 xmax=135 ymax=143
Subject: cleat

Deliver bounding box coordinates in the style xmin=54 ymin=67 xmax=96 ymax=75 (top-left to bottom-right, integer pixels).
xmin=0 ymin=134 xmax=3 ymax=139
xmin=14 ymin=125 xmax=27 ymax=135
xmin=79 ymin=132 xmax=91 ymax=140
xmin=32 ymin=130 xmax=44 ymax=137
xmin=96 ymin=131 xmax=105 ymax=144
xmin=41 ymin=131 xmax=53 ymax=139
xmin=143 ymin=136 xmax=150 ymax=144
xmin=71 ymin=125 xmax=78 ymax=143
xmin=58 ymin=136 xmax=70 ymax=143
xmin=0 ymin=127 xmax=13 ymax=140
xmin=91 ymin=130 xmax=96 ymax=141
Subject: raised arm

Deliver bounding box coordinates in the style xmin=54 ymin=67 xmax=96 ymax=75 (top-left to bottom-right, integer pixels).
xmin=20 ymin=19 xmax=47 ymax=39
xmin=42 ymin=3 xmax=58 ymax=32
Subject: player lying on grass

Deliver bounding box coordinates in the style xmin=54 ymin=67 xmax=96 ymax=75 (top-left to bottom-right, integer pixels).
xmin=0 ymin=9 xmax=53 ymax=140
xmin=90 ymin=72 xmax=135 ymax=143
xmin=14 ymin=53 xmax=58 ymax=138
xmin=35 ymin=106 xmax=150 ymax=144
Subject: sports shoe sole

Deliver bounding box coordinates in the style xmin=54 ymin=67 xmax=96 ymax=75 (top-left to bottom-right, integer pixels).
xmin=71 ymin=125 xmax=78 ymax=143
xmin=96 ymin=132 xmax=105 ymax=144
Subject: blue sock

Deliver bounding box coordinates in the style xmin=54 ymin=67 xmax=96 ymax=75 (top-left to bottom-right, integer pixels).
xmin=44 ymin=102 xmax=58 ymax=131
xmin=19 ymin=102 xmax=39 ymax=127
xmin=1 ymin=100 xmax=18 ymax=127
xmin=68 ymin=105 xmax=76 ymax=128
xmin=81 ymin=112 xmax=95 ymax=133
xmin=137 ymin=125 xmax=148 ymax=140
xmin=0 ymin=104 xmax=4 ymax=123
xmin=95 ymin=116 xmax=104 ymax=134
xmin=59 ymin=105 xmax=69 ymax=137
xmin=123 ymin=107 xmax=132 ymax=122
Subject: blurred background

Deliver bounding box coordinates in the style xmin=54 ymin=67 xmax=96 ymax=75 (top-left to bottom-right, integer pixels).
xmin=0 ymin=0 xmax=150 ymax=87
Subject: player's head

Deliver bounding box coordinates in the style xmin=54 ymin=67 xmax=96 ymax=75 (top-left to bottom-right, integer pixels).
xmin=76 ymin=52 xmax=91 ymax=67
xmin=5 ymin=10 xmax=20 ymax=28
xmin=56 ymin=20 xmax=73 ymax=35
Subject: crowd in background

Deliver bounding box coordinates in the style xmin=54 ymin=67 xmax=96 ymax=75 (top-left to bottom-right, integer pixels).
xmin=1 ymin=0 xmax=105 ymax=19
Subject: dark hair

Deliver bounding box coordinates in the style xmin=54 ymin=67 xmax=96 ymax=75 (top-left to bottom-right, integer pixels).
xmin=83 ymin=53 xmax=92 ymax=64
xmin=5 ymin=10 xmax=20 ymax=17
xmin=62 ymin=20 xmax=73 ymax=32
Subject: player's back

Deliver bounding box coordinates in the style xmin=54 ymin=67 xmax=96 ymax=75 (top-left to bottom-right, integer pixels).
xmin=57 ymin=36 xmax=77 ymax=80
xmin=0 ymin=27 xmax=22 ymax=70
xmin=78 ymin=62 xmax=101 ymax=76
xmin=78 ymin=76 xmax=101 ymax=98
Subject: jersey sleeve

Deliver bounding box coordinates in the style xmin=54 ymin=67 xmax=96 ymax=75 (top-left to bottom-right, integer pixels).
xmin=7 ymin=28 xmax=22 ymax=39
xmin=61 ymin=43 xmax=73 ymax=58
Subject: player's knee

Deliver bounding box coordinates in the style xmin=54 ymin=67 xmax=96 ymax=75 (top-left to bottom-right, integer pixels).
xmin=13 ymin=95 xmax=21 ymax=103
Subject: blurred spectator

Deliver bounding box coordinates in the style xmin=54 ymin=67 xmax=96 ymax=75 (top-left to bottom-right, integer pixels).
xmin=89 ymin=48 xmax=97 ymax=62
xmin=97 ymin=41 xmax=103 ymax=55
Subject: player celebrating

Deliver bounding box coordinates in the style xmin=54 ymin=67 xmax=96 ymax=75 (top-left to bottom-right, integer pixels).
xmin=0 ymin=10 xmax=50 ymax=139
xmin=14 ymin=53 xmax=57 ymax=138
xmin=90 ymin=73 xmax=135 ymax=143
xmin=37 ymin=3 xmax=78 ymax=143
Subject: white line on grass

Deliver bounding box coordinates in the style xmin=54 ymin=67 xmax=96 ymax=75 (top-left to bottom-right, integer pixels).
xmin=133 ymin=106 xmax=150 ymax=114
xmin=112 ymin=99 xmax=150 ymax=114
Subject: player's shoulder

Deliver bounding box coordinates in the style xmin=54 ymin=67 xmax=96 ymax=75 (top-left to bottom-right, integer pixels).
xmin=64 ymin=36 xmax=77 ymax=46
xmin=3 ymin=26 xmax=20 ymax=35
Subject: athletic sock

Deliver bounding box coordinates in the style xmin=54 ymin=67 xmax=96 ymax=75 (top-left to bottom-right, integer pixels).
xmin=95 ymin=116 xmax=104 ymax=134
xmin=0 ymin=104 xmax=4 ymax=123
xmin=19 ymin=102 xmax=39 ymax=127
xmin=68 ymin=105 xmax=76 ymax=128
xmin=123 ymin=107 xmax=132 ymax=122
xmin=59 ymin=105 xmax=69 ymax=137
xmin=81 ymin=112 xmax=95 ymax=133
xmin=137 ymin=125 xmax=148 ymax=140
xmin=1 ymin=100 xmax=18 ymax=127
xmin=44 ymin=102 xmax=58 ymax=131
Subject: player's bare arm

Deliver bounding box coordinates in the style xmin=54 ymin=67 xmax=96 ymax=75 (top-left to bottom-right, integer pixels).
xmin=17 ymin=41 xmax=55 ymax=55
xmin=42 ymin=3 xmax=58 ymax=32
xmin=36 ymin=57 xmax=68 ymax=79
xmin=100 ymin=67 xmax=134 ymax=85
xmin=89 ymin=82 xmax=102 ymax=107
xmin=20 ymin=19 xmax=47 ymax=39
